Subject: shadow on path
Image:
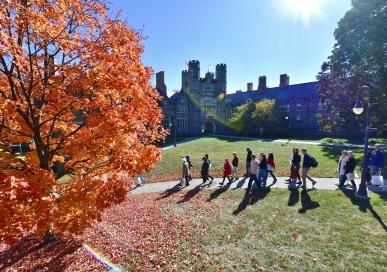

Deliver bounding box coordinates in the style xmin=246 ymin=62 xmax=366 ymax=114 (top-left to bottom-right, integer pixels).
xmin=206 ymin=182 xmax=232 ymax=202
xmin=155 ymin=184 xmax=182 ymax=200
xmin=298 ymin=188 xmax=320 ymax=214
xmin=342 ymin=189 xmax=387 ymax=232
xmin=177 ymin=183 xmax=206 ymax=204
xmin=288 ymin=189 xmax=300 ymax=206
xmin=232 ymin=177 xmax=248 ymax=190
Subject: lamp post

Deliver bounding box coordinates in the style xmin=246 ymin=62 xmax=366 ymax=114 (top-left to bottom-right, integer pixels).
xmin=352 ymin=85 xmax=371 ymax=199
xmin=169 ymin=116 xmax=177 ymax=147
xmin=285 ymin=116 xmax=291 ymax=142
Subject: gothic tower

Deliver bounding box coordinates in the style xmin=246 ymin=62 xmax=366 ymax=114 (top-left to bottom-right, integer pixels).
xmin=215 ymin=63 xmax=227 ymax=93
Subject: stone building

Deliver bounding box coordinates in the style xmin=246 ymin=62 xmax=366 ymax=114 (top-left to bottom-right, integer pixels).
xmin=157 ymin=60 xmax=327 ymax=137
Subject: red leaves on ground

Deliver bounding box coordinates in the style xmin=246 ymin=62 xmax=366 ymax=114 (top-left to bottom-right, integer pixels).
xmin=0 ymin=190 xmax=217 ymax=271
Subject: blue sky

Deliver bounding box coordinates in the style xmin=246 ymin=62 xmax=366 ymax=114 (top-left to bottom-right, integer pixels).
xmin=111 ymin=0 xmax=351 ymax=96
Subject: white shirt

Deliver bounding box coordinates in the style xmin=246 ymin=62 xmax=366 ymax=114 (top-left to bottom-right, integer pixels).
xmin=338 ymin=156 xmax=349 ymax=175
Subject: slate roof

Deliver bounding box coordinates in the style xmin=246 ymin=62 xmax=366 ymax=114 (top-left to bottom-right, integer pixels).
xmin=225 ymin=81 xmax=319 ymax=106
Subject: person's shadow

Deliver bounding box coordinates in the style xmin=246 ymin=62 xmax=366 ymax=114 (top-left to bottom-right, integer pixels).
xmin=155 ymin=184 xmax=182 ymax=200
xmin=232 ymin=176 xmax=248 ymax=190
xmin=288 ymin=189 xmax=300 ymax=206
xmin=206 ymin=182 xmax=232 ymax=202
xmin=178 ymin=183 xmax=206 ymax=204
xmin=298 ymin=188 xmax=320 ymax=214
xmin=342 ymin=189 xmax=387 ymax=232
xmin=233 ymin=186 xmax=271 ymax=215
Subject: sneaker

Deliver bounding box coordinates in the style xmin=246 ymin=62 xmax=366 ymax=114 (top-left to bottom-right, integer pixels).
xmin=285 ymin=178 xmax=291 ymax=182
xmin=300 ymin=185 xmax=306 ymax=189
xmin=219 ymin=182 xmax=224 ymax=186
xmin=297 ymin=181 xmax=302 ymax=185
xmin=312 ymin=181 xmax=317 ymax=186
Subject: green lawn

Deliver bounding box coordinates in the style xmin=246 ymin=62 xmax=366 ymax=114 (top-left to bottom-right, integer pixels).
xmin=171 ymin=188 xmax=387 ymax=272
xmin=146 ymin=137 xmax=377 ymax=182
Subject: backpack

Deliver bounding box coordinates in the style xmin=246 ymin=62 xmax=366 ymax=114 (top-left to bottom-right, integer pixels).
xmin=309 ymin=156 xmax=318 ymax=168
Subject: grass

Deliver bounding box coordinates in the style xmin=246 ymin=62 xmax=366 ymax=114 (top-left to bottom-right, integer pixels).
xmin=146 ymin=136 xmax=381 ymax=182
xmin=170 ymin=188 xmax=387 ymax=272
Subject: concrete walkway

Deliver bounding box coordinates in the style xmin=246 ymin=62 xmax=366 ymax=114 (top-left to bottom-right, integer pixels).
xmin=130 ymin=176 xmax=387 ymax=195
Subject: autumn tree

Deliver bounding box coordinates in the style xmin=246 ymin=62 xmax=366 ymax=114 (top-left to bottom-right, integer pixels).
xmin=0 ymin=0 xmax=166 ymax=244
xmin=316 ymin=0 xmax=387 ymax=136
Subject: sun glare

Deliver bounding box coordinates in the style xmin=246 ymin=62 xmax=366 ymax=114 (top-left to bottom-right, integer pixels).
xmin=276 ymin=0 xmax=323 ymax=24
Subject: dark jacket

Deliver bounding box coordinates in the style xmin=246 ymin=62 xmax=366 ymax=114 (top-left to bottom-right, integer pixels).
xmin=370 ymin=150 xmax=384 ymax=168
xmin=259 ymin=159 xmax=267 ymax=170
xmin=302 ymin=154 xmax=313 ymax=168
xmin=344 ymin=157 xmax=356 ymax=173
xmin=232 ymin=156 xmax=239 ymax=167
xmin=246 ymin=150 xmax=252 ymax=163
xmin=201 ymin=160 xmax=209 ymax=176
xmin=292 ymin=154 xmax=301 ymax=167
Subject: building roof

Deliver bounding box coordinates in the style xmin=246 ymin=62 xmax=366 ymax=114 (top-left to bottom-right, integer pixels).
xmin=225 ymin=81 xmax=319 ymax=106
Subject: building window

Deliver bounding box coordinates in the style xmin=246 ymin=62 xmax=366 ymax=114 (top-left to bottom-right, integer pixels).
xmin=162 ymin=116 xmax=171 ymax=128
xmin=296 ymin=116 xmax=301 ymax=126
xmin=281 ymin=104 xmax=290 ymax=112
xmin=318 ymin=102 xmax=328 ymax=110
xmin=296 ymin=103 xmax=301 ymax=111
xmin=177 ymin=118 xmax=187 ymax=129
xmin=177 ymin=106 xmax=187 ymax=113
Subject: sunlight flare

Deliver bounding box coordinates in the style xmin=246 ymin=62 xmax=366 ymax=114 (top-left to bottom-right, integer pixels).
xmin=276 ymin=0 xmax=324 ymax=24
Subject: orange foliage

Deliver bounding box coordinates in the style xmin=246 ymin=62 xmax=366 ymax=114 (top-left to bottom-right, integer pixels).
xmin=0 ymin=0 xmax=166 ymax=244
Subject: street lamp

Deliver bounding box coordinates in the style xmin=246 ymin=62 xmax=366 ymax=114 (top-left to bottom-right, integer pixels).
xmin=352 ymin=85 xmax=371 ymax=199
xmin=169 ymin=116 xmax=177 ymax=147
xmin=285 ymin=116 xmax=291 ymax=142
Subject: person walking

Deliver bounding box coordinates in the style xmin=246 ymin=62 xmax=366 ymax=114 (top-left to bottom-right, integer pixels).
xmin=205 ymin=154 xmax=214 ymax=183
xmin=287 ymin=148 xmax=301 ymax=184
xmin=186 ymin=155 xmax=193 ymax=181
xmin=370 ymin=144 xmax=384 ymax=177
xmin=267 ymin=153 xmax=277 ymax=183
xmin=301 ymin=148 xmax=317 ymax=188
xmin=201 ymin=156 xmax=210 ymax=184
xmin=181 ymin=157 xmax=190 ymax=187
xmin=340 ymin=150 xmax=357 ymax=189
xmin=336 ymin=150 xmax=349 ymax=187
xmin=220 ymin=159 xmax=232 ymax=185
xmin=248 ymin=155 xmax=259 ymax=188
xmin=231 ymin=152 xmax=239 ymax=181
xmin=245 ymin=148 xmax=253 ymax=177
xmin=258 ymin=154 xmax=268 ymax=188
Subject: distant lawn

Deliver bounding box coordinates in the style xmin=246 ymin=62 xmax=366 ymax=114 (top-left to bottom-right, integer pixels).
xmin=145 ymin=137 xmax=377 ymax=182
xmin=174 ymin=188 xmax=387 ymax=272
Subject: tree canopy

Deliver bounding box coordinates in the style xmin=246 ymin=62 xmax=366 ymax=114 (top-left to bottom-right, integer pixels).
xmin=227 ymin=99 xmax=287 ymax=136
xmin=316 ymin=0 xmax=387 ymax=135
xmin=0 ymin=0 xmax=165 ymax=244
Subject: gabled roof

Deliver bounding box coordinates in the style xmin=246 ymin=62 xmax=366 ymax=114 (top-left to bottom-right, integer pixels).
xmin=225 ymin=81 xmax=319 ymax=105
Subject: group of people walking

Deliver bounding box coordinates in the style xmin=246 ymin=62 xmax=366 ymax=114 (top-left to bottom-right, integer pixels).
xmin=180 ymin=147 xmax=320 ymax=190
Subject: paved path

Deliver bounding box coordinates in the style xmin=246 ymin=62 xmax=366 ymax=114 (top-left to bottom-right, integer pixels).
xmin=130 ymin=176 xmax=387 ymax=195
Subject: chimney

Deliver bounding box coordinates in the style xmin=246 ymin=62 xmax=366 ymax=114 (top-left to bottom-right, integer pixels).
xmin=247 ymin=82 xmax=253 ymax=92
xmin=258 ymin=76 xmax=267 ymax=90
xmin=279 ymin=74 xmax=289 ymax=88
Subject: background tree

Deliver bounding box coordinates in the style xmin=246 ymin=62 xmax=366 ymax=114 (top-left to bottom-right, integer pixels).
xmin=0 ymin=0 xmax=166 ymax=244
xmin=227 ymin=99 xmax=287 ymax=136
xmin=316 ymin=0 xmax=387 ymax=136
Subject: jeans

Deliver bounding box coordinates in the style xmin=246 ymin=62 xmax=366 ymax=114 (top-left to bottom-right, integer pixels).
xmin=232 ymin=166 xmax=238 ymax=180
xmin=267 ymin=170 xmax=277 ymax=181
xmin=248 ymin=174 xmax=259 ymax=189
xmin=339 ymin=174 xmax=346 ymax=187
xmin=258 ymin=169 xmax=267 ymax=188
